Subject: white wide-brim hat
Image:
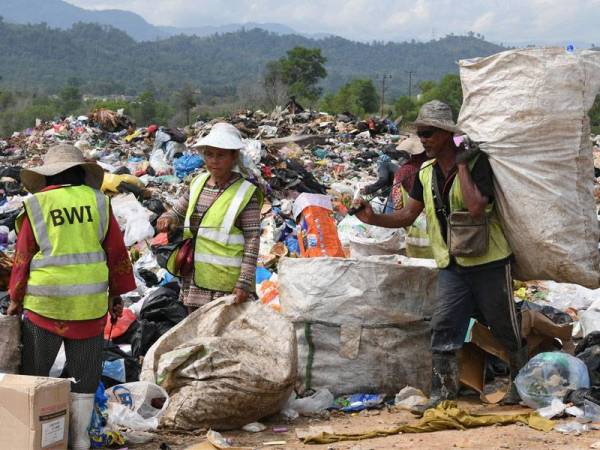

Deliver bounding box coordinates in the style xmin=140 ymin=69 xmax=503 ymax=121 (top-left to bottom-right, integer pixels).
xmin=193 ymin=122 xmax=244 ymax=150
xmin=21 ymin=143 xmax=104 ymax=193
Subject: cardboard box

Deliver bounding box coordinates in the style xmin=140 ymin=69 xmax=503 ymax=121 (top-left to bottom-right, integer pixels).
xmin=0 ymin=374 xmax=70 ymax=450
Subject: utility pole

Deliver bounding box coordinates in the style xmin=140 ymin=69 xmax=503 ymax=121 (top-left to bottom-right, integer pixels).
xmin=378 ymin=74 xmax=392 ymax=118
xmin=406 ymin=70 xmax=414 ymax=98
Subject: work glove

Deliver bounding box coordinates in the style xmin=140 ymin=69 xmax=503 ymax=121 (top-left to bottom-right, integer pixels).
xmin=456 ymin=137 xmax=482 ymax=165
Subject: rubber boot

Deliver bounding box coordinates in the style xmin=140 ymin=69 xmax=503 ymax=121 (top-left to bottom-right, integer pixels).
xmin=502 ymin=345 xmax=529 ymax=405
xmin=411 ymin=352 xmax=459 ymax=416
xmin=70 ymin=393 xmax=94 ymax=450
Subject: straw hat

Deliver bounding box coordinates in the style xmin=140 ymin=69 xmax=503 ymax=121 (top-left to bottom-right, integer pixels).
xmin=413 ymin=100 xmax=461 ymax=134
xmin=193 ymin=122 xmax=244 ymax=150
xmin=396 ymin=135 xmax=426 ymax=155
xmin=21 ymin=144 xmax=104 ymax=193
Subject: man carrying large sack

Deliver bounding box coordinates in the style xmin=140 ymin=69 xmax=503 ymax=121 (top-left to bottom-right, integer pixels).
xmin=354 ymin=100 xmax=527 ymax=413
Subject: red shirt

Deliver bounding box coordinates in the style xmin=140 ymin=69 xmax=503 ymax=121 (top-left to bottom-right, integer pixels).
xmin=391 ymin=153 xmax=429 ymax=210
xmin=8 ymin=185 xmax=137 ymax=339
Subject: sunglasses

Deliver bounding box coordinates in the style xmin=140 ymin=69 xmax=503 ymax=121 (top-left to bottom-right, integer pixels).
xmin=416 ymin=129 xmax=438 ymax=139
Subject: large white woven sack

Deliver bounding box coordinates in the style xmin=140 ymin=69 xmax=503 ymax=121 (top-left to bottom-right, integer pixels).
xmin=458 ymin=48 xmax=600 ymax=287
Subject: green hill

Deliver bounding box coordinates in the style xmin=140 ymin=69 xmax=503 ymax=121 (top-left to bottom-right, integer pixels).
xmin=0 ymin=20 xmax=505 ymax=98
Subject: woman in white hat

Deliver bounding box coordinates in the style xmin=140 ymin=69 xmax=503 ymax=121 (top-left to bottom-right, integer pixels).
xmin=157 ymin=123 xmax=262 ymax=310
xmin=7 ymin=143 xmax=136 ymax=450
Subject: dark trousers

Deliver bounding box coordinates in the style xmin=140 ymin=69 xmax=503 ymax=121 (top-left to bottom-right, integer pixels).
xmin=431 ymin=261 xmax=522 ymax=355
xmin=21 ymin=319 xmax=104 ymax=394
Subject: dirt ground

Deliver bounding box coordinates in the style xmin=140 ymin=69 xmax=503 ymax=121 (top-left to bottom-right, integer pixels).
xmin=135 ymin=399 xmax=600 ymax=450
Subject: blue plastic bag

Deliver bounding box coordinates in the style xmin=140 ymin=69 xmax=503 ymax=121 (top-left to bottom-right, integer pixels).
xmin=89 ymin=383 xmax=109 ymax=448
xmin=285 ymin=236 xmax=300 ymax=257
xmin=102 ymin=359 xmax=126 ymax=384
xmin=256 ymin=267 xmax=273 ymax=285
xmin=173 ymin=153 xmax=204 ymax=179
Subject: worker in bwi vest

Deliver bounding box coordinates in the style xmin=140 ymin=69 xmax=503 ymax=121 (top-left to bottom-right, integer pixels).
xmin=157 ymin=123 xmax=262 ymax=311
xmin=354 ymin=101 xmax=527 ymax=413
xmin=392 ymin=135 xmax=433 ymax=258
xmin=7 ymin=144 xmax=136 ymax=450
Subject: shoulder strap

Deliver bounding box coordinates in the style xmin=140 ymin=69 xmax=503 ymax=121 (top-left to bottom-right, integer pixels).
xmin=430 ymin=164 xmax=448 ymax=218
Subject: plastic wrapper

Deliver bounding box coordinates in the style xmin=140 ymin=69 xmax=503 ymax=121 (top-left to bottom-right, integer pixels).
xmin=111 ymin=194 xmax=155 ymax=246
xmin=515 ymin=352 xmax=590 ymax=409
xmin=285 ymin=389 xmax=334 ymax=416
xmin=149 ymin=149 xmax=171 ymax=176
xmin=335 ymin=393 xmax=386 ymax=412
xmin=554 ymin=421 xmax=590 ymax=434
xmin=242 ymin=422 xmax=267 ymax=433
xmin=394 ymin=386 xmax=428 ymax=410
xmin=90 ymin=382 xmax=126 ymax=448
xmin=242 ymin=139 xmax=264 ymax=165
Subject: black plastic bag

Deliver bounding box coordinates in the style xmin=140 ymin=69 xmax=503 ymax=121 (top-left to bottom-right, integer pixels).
xmin=130 ymin=286 xmax=187 ymax=358
xmin=101 ymin=341 xmax=142 ymax=387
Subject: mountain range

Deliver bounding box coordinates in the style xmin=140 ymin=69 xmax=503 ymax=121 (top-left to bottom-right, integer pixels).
xmin=0 ymin=0 xmax=326 ymax=41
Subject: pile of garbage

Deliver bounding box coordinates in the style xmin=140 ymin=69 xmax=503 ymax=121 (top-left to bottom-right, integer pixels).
xmin=2 ymin=93 xmax=600 ymax=445
xmin=0 ymin=106 xmax=411 ymax=438
xmin=0 ymin=107 xmax=408 ymax=310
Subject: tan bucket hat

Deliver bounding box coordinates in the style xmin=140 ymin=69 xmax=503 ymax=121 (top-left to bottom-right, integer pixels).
xmin=413 ymin=100 xmax=461 ymax=134
xmin=396 ymin=135 xmax=426 ymax=155
xmin=21 ymin=144 xmax=105 ymax=193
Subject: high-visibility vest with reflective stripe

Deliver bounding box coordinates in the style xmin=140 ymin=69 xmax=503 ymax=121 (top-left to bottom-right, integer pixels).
xmin=419 ymin=157 xmax=512 ymax=269
xmin=22 ymin=185 xmax=110 ymax=320
xmin=183 ymin=173 xmax=257 ymax=292
xmin=401 ymin=186 xmax=434 ymax=259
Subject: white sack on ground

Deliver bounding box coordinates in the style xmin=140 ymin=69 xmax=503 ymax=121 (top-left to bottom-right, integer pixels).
xmin=458 ymin=48 xmax=600 ymax=288
xmin=279 ymin=256 xmax=437 ymax=396
xmin=141 ymin=296 xmax=296 ymax=430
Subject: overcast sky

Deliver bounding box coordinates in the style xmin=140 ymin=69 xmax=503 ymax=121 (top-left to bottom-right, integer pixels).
xmin=66 ymin=0 xmax=600 ymax=45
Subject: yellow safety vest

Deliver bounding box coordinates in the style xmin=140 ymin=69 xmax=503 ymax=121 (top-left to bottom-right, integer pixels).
xmin=401 ymin=187 xmax=434 ymax=259
xmin=178 ymin=173 xmax=258 ymax=292
xmin=419 ymin=158 xmax=511 ymax=269
xmin=22 ymin=185 xmax=110 ymax=320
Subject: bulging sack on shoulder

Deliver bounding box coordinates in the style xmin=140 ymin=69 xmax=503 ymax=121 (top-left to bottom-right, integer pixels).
xmin=458 ymin=48 xmax=600 ymax=287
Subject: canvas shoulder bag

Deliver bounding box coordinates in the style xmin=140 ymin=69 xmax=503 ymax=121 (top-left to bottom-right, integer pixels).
xmin=431 ymin=168 xmax=489 ymax=257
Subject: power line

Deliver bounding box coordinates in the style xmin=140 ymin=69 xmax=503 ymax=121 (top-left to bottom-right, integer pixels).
xmin=406 ymin=70 xmax=414 ymax=98
xmin=377 ymin=73 xmax=392 ymax=118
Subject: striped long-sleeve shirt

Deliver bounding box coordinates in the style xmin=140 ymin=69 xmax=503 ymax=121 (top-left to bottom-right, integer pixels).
xmin=165 ymin=173 xmax=261 ymax=308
